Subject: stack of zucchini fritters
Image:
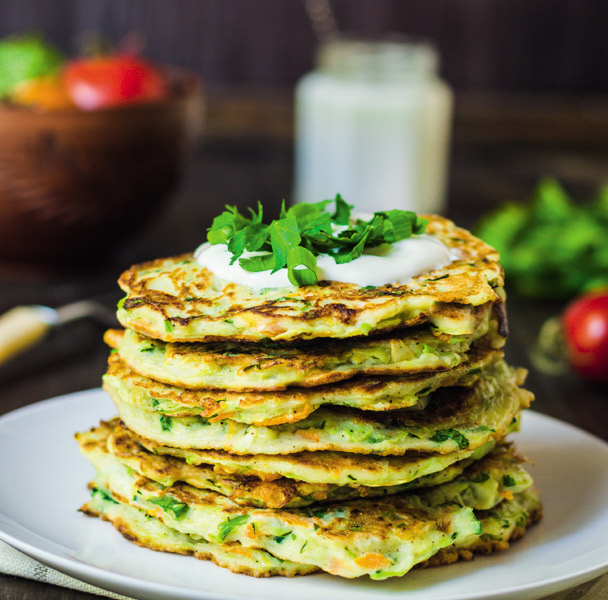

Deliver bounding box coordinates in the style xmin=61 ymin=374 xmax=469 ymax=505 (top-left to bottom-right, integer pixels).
xmin=76 ymin=215 xmax=542 ymax=580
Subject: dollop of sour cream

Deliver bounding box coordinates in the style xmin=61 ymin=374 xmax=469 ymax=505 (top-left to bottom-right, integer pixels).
xmin=194 ymin=234 xmax=460 ymax=288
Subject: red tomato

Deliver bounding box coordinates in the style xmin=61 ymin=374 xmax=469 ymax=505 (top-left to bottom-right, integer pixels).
xmin=562 ymin=290 xmax=608 ymax=382
xmin=64 ymin=55 xmax=167 ymax=110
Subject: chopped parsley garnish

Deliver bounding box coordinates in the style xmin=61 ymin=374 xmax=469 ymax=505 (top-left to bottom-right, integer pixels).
xmin=218 ymin=514 xmax=250 ymax=541
xmin=148 ymin=495 xmax=189 ymax=519
xmin=160 ymin=415 xmax=172 ymax=431
xmin=206 ymin=195 xmax=427 ymax=286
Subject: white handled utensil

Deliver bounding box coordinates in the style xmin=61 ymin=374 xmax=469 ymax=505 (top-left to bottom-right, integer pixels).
xmin=0 ymin=301 xmax=117 ymax=365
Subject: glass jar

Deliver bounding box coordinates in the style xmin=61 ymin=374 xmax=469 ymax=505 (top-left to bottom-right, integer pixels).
xmin=294 ymin=36 xmax=453 ymax=214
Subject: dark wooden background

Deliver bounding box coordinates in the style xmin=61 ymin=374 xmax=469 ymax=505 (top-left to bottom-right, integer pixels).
xmin=2 ymin=0 xmax=608 ymax=92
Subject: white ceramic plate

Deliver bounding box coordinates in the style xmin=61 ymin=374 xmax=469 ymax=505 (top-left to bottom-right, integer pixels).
xmin=0 ymin=389 xmax=607 ymax=600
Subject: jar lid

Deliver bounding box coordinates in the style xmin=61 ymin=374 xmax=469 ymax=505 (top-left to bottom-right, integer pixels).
xmin=317 ymin=35 xmax=439 ymax=81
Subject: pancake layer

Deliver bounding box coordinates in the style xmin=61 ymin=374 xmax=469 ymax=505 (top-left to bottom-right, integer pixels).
xmin=106 ymin=361 xmax=531 ymax=455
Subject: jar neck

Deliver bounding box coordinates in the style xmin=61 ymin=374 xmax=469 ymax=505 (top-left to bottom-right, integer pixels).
xmin=316 ymin=37 xmax=439 ymax=83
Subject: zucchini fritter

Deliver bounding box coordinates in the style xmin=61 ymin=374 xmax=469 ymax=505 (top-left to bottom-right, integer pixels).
xmin=117 ymin=216 xmax=504 ymax=343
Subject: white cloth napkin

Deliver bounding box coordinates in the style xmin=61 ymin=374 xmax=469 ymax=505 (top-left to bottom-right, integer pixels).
xmin=1 ymin=537 xmax=607 ymax=599
xmin=0 ymin=539 xmax=133 ymax=599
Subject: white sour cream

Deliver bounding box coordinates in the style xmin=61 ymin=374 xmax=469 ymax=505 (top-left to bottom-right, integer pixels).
xmin=194 ymin=234 xmax=459 ymax=288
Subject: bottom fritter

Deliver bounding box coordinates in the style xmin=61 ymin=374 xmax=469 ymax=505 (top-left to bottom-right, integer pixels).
xmin=78 ymin=435 xmax=541 ymax=579
xmin=81 ymin=488 xmax=317 ymax=578
xmin=82 ymin=486 xmax=541 ymax=578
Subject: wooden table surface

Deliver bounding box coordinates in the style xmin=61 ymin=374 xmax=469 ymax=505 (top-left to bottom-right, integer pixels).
xmin=0 ymin=92 xmax=607 ymax=599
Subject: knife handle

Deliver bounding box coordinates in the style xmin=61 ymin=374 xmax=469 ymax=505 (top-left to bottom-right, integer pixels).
xmin=0 ymin=306 xmax=57 ymax=365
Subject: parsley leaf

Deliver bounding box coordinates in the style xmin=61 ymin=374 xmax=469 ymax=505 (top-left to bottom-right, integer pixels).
xmin=272 ymin=530 xmax=293 ymax=544
xmin=91 ymin=487 xmax=118 ymax=504
xmin=218 ymin=514 xmax=250 ymax=541
xmin=502 ymin=474 xmax=516 ymax=487
xmin=475 ymin=179 xmax=608 ymax=298
xmin=148 ymin=495 xmax=189 ymax=519
xmin=429 ymin=428 xmax=470 ymax=450
xmin=331 ymin=193 xmax=352 ymax=225
xmin=287 ymin=247 xmax=317 ymax=286
xmin=469 ymin=472 xmax=490 ymax=483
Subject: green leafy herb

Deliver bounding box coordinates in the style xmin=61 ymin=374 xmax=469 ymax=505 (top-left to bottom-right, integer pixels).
xmin=164 ymin=319 xmax=174 ymax=333
xmin=430 ymin=428 xmax=470 ymax=450
xmin=287 ymin=246 xmax=318 ymax=286
xmin=272 ymin=531 xmax=292 ymax=544
xmin=206 ymin=195 xmax=428 ymax=286
xmin=148 ymin=496 xmax=189 ymax=519
xmin=218 ymin=514 xmax=249 ymax=541
xmin=160 ymin=415 xmax=172 ymax=431
xmin=91 ymin=487 xmax=118 ymax=504
xmin=469 ymin=472 xmax=490 ymax=483
xmin=476 ymin=179 xmax=608 ymax=298
xmin=502 ymin=474 xmax=516 ymax=487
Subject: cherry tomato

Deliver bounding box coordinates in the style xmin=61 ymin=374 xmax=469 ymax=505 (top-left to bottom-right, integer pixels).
xmin=562 ymin=290 xmax=608 ymax=382
xmin=64 ymin=55 xmax=167 ymax=110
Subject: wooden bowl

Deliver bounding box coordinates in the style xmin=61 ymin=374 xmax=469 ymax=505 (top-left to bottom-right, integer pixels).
xmin=0 ymin=72 xmax=203 ymax=272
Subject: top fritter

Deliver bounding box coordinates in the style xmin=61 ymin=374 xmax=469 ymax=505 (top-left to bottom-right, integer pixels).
xmin=117 ymin=213 xmax=504 ymax=343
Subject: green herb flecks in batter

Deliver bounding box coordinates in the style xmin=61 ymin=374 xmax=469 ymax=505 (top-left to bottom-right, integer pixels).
xmin=148 ymin=495 xmax=189 ymax=519
xmin=91 ymin=487 xmax=118 ymax=505
xmin=218 ymin=514 xmax=250 ymax=541
xmin=430 ymin=428 xmax=470 ymax=450
xmin=207 ymin=195 xmax=428 ymax=286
